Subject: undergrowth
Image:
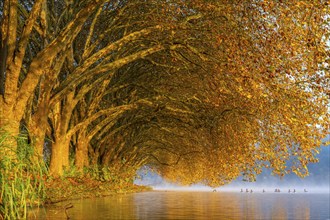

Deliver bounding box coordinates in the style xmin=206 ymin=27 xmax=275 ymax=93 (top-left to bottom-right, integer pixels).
xmin=0 ymin=131 xmax=47 ymax=219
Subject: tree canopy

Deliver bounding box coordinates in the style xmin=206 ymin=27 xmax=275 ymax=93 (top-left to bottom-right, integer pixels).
xmin=0 ymin=0 xmax=329 ymax=186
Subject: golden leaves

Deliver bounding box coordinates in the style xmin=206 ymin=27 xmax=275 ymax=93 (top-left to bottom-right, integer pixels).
xmin=109 ymin=0 xmax=330 ymax=187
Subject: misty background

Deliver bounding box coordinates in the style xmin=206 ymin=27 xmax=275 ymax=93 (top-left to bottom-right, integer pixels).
xmin=135 ymin=136 xmax=330 ymax=193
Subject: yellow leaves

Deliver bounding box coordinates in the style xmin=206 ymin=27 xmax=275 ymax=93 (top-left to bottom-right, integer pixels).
xmin=136 ymin=0 xmax=329 ymax=187
xmin=296 ymin=1 xmax=311 ymax=8
xmin=238 ymin=86 xmax=243 ymax=92
xmin=216 ymin=35 xmax=223 ymax=46
xmin=323 ymin=140 xmax=330 ymax=146
xmin=237 ymin=86 xmax=253 ymax=99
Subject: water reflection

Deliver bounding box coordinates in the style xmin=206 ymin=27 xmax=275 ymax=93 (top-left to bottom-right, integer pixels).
xmin=30 ymin=191 xmax=329 ymax=219
xmin=133 ymin=192 xmax=243 ymax=219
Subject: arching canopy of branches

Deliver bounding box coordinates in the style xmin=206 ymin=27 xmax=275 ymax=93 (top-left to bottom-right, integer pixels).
xmin=0 ymin=0 xmax=329 ymax=185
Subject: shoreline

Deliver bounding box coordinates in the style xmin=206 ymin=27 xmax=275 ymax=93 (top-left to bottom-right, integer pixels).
xmin=43 ymin=177 xmax=152 ymax=205
xmin=28 ymin=179 xmax=151 ymax=219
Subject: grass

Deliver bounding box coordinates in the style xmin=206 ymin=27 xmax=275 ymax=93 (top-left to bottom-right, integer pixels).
xmin=0 ymin=130 xmax=150 ymax=219
xmin=0 ymin=131 xmax=47 ymax=219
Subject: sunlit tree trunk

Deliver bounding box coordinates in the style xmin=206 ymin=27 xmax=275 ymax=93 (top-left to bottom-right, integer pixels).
xmin=0 ymin=0 xmax=105 ymax=159
xmin=27 ymin=90 xmax=51 ymax=159
xmin=27 ymin=55 xmax=65 ymax=159
xmin=49 ymin=93 xmax=75 ymax=176
xmin=28 ymin=119 xmax=47 ymax=159
xmin=75 ymin=129 xmax=89 ymax=170
xmin=0 ymin=0 xmax=19 ymax=142
xmin=49 ymin=136 xmax=71 ymax=176
xmin=0 ymin=109 xmax=20 ymax=158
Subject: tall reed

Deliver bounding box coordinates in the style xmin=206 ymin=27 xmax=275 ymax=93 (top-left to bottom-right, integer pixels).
xmin=0 ymin=131 xmax=47 ymax=219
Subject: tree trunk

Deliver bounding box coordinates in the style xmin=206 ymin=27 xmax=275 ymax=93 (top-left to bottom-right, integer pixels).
xmin=49 ymin=130 xmax=71 ymax=176
xmin=49 ymin=94 xmax=75 ymax=176
xmin=0 ymin=107 xmax=20 ymax=158
xmin=49 ymin=137 xmax=70 ymax=177
xmin=28 ymin=113 xmax=48 ymax=160
xmin=27 ymin=69 xmax=57 ymax=160
xmin=29 ymin=126 xmax=46 ymax=160
xmin=89 ymin=149 xmax=100 ymax=166
xmin=75 ymin=130 xmax=89 ymax=170
xmin=101 ymin=150 xmax=112 ymax=167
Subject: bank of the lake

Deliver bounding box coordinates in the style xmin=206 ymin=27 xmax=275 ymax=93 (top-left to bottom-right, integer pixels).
xmin=24 ymin=177 xmax=151 ymax=219
xmin=44 ymin=177 xmax=151 ymax=204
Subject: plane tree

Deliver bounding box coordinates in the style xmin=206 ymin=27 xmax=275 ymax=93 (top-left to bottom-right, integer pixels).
xmin=0 ymin=0 xmax=211 ymax=175
xmin=97 ymin=0 xmax=330 ymax=186
xmin=43 ymin=0 xmax=218 ymax=176
xmin=0 ymin=0 xmax=329 ymax=184
xmin=0 ymin=0 xmax=110 ymax=157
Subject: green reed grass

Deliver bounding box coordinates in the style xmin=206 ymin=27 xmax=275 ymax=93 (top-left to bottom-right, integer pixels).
xmin=0 ymin=131 xmax=47 ymax=219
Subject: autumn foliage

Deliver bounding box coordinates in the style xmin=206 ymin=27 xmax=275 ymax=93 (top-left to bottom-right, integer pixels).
xmin=0 ymin=0 xmax=329 ymax=186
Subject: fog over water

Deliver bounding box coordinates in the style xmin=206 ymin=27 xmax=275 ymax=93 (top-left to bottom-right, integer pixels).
xmin=31 ymin=142 xmax=329 ymax=219
xmin=135 ymin=143 xmax=330 ymax=194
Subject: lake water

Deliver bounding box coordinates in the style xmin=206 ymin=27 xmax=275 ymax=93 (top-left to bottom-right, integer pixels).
xmin=30 ymin=191 xmax=330 ymax=219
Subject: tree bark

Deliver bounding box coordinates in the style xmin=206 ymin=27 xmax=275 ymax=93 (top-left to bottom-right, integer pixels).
xmin=49 ymin=137 xmax=71 ymax=177
xmin=28 ymin=122 xmax=46 ymax=160
xmin=27 ymin=67 xmax=60 ymax=159
xmin=0 ymin=105 xmax=20 ymax=158
xmin=49 ymin=94 xmax=75 ymax=176
xmin=75 ymin=130 xmax=89 ymax=170
xmin=0 ymin=1 xmax=105 ymax=161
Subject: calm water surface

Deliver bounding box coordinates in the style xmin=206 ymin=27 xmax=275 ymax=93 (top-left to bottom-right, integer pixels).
xmin=30 ymin=191 xmax=330 ymax=219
